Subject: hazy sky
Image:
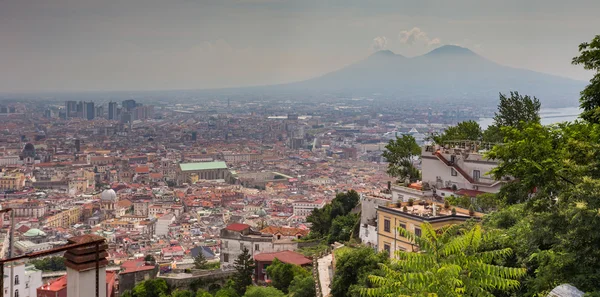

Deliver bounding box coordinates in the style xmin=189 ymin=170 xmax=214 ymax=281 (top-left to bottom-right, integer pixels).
xmin=1 ymin=0 xmax=599 ymax=93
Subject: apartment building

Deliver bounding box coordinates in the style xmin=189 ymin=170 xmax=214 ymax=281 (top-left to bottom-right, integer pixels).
xmin=0 ymin=171 xmax=25 ymax=191
xmin=421 ymin=144 xmax=507 ymax=194
xmin=44 ymin=206 xmax=83 ymax=228
xmin=377 ymin=200 xmax=482 ymax=258
xmin=220 ymin=223 xmax=297 ymax=269
xmin=292 ymin=199 xmax=326 ymax=217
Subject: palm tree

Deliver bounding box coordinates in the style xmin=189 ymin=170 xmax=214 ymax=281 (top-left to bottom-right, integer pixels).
xmin=362 ymin=223 xmax=526 ymax=297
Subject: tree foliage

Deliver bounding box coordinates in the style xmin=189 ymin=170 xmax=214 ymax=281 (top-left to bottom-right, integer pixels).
xmin=214 ymin=288 xmax=238 ymax=297
xmin=362 ymin=223 xmax=526 ymax=297
xmin=30 ymin=256 xmax=66 ymax=272
xmin=382 ymin=135 xmax=421 ymax=182
xmin=331 ymin=246 xmax=389 ymax=297
xmin=482 ymin=117 xmax=600 ymax=295
xmin=494 ymin=91 xmax=541 ymax=129
xmin=132 ymin=279 xmax=169 ymax=297
xmin=483 ymin=91 xmax=541 ymax=143
xmin=572 ymin=35 xmax=600 ymax=124
xmin=306 ymin=190 xmax=360 ymax=243
xmin=194 ymin=251 xmax=208 ymax=269
xmin=265 ymin=258 xmax=310 ymax=293
xmin=288 ymin=275 xmax=316 ymax=297
xmin=242 ymin=286 xmax=285 ymax=297
xmin=195 ymin=289 xmax=214 ymax=297
xmin=232 ymin=247 xmax=256 ymax=296
xmin=432 ymin=120 xmax=483 ymax=144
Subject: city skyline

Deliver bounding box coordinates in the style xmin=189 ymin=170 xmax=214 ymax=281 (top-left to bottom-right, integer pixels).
xmin=1 ymin=0 xmax=599 ymax=93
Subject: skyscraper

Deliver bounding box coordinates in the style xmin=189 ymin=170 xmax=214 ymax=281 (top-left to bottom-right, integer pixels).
xmin=108 ymin=101 xmax=118 ymax=120
xmin=65 ymin=101 xmax=77 ymax=118
xmin=122 ymin=99 xmax=137 ymax=112
xmin=84 ymin=102 xmax=95 ymax=120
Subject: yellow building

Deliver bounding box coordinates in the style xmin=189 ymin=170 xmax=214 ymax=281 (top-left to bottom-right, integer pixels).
xmin=377 ymin=200 xmax=482 ymax=257
xmin=44 ymin=206 xmax=83 ymax=228
xmin=0 ymin=172 xmax=25 ymax=190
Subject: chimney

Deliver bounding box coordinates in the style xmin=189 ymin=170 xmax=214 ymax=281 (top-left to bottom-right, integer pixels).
xmin=65 ymin=234 xmax=108 ymax=297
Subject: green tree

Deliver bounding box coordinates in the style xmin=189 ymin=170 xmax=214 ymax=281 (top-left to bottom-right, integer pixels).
xmin=306 ymin=206 xmax=332 ymax=237
xmin=265 ymin=258 xmax=310 ymax=293
xmin=288 ymin=275 xmax=316 ymax=297
xmin=144 ymin=255 xmax=156 ymax=262
xmin=483 ymin=91 xmax=541 ymax=143
xmin=30 ymin=256 xmax=66 ymax=272
xmin=242 ymin=286 xmax=285 ymax=297
xmin=306 ymin=190 xmax=361 ymax=239
xmin=171 ymin=290 xmax=195 ymax=297
xmin=382 ymin=135 xmax=421 ymax=182
xmin=362 ymin=223 xmax=526 ymax=297
xmin=331 ymin=247 xmax=389 ymax=297
xmin=122 ymin=291 xmax=133 ymax=297
xmin=194 ymin=251 xmax=208 ymax=269
xmin=329 ymin=213 xmax=359 ymax=244
xmin=232 ymin=247 xmax=256 ymax=296
xmin=195 ymin=289 xmax=213 ymax=297
xmin=132 ymin=279 xmax=169 ymax=297
xmin=432 ymin=120 xmax=482 ymax=144
xmin=572 ymin=35 xmax=600 ymax=124
xmin=214 ymin=288 xmax=238 ymax=297
xmin=494 ymin=91 xmax=541 ymax=128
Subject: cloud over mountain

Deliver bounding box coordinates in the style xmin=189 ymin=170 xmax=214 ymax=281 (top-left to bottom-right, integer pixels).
xmin=399 ymin=27 xmax=441 ymax=46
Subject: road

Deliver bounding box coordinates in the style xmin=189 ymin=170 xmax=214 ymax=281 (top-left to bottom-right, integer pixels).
xmin=317 ymin=253 xmax=333 ymax=297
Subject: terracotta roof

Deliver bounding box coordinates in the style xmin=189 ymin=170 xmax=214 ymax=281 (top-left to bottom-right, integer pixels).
xmin=260 ymin=226 xmax=309 ymax=237
xmin=39 ymin=275 xmax=67 ymax=292
xmin=135 ymin=166 xmax=150 ymax=174
xmin=254 ymin=250 xmax=312 ymax=266
xmin=17 ymin=225 xmax=31 ymax=233
xmin=226 ymin=223 xmax=250 ymax=232
xmin=120 ymin=258 xmax=156 ymax=274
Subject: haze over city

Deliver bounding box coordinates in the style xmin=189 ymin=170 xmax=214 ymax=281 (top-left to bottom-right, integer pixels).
xmin=1 ymin=0 xmax=599 ymax=93
xmin=1 ymin=1 xmax=600 ymax=297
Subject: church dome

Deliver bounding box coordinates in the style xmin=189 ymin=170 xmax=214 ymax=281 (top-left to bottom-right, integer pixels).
xmin=23 ymin=228 xmax=46 ymax=237
xmin=101 ymin=189 xmax=118 ymax=201
xmin=256 ymin=208 xmax=268 ymax=217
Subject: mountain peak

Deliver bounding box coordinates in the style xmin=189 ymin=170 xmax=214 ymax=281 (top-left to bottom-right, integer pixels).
xmin=424 ymin=45 xmax=477 ymax=57
xmin=370 ymin=50 xmax=403 ymax=58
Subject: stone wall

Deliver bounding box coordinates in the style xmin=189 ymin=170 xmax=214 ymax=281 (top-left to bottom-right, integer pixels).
xmin=159 ymin=269 xmax=235 ymax=292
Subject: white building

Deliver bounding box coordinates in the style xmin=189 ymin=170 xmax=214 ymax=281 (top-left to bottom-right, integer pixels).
xmin=220 ymin=223 xmax=298 ymax=269
xmin=292 ymin=199 xmax=326 ymax=217
xmin=2 ymin=263 xmax=43 ymax=297
xmin=155 ymin=213 xmax=175 ymax=237
xmin=421 ymin=145 xmax=506 ymax=194
xmin=0 ymin=156 xmax=21 ymax=166
xmin=13 ymin=241 xmax=54 ymax=254
xmin=358 ymin=194 xmax=391 ymax=249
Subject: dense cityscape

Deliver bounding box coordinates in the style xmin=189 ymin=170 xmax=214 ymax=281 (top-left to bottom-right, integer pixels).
xmin=1 ymin=1 xmax=600 ymax=297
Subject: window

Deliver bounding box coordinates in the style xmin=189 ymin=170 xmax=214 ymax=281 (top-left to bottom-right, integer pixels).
xmin=451 ymin=168 xmax=457 ymax=176
xmin=383 ymin=219 xmax=391 ymax=232
xmin=14 ymin=290 xmax=19 ymax=297
xmin=240 ymin=243 xmax=244 ymax=250
xmin=14 ymin=275 xmax=19 ymax=285
xmin=383 ymin=243 xmax=391 ymax=257
xmin=450 ymin=155 xmax=456 ymax=164
xmin=223 ymin=253 xmax=229 ymax=263
xmin=473 ymin=170 xmax=481 ymax=181
xmin=414 ymin=227 xmax=422 ymax=237
xmin=399 ymin=223 xmax=407 ymax=236
xmin=255 ymin=244 xmax=259 ymax=251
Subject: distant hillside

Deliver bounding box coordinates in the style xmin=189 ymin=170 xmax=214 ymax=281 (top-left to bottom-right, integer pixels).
xmin=275 ymin=45 xmax=584 ymax=107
